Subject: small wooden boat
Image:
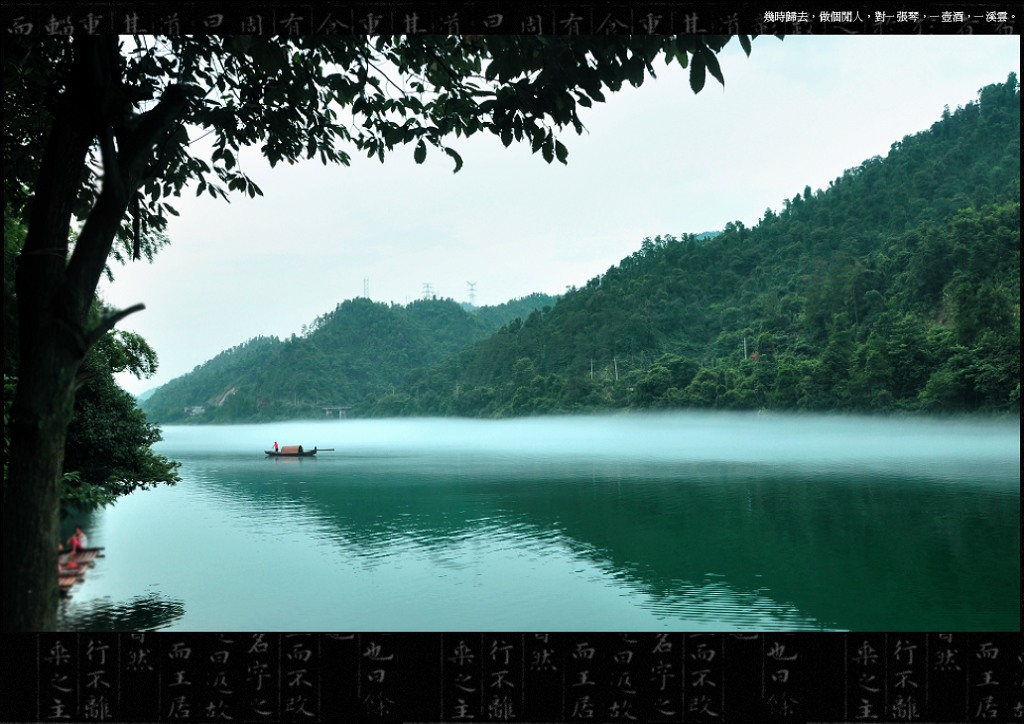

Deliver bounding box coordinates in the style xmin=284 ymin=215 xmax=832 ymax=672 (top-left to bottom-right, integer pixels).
xmin=266 ymin=445 xmax=316 ymax=457
xmin=264 ymin=444 xmax=335 ymax=456
xmin=265 ymin=445 xmax=333 ymax=457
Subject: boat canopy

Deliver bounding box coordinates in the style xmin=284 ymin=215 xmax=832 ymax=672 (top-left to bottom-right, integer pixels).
xmin=280 ymin=445 xmax=304 ymax=454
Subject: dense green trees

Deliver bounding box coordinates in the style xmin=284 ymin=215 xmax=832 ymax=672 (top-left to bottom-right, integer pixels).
xmin=61 ymin=344 xmax=180 ymax=510
xmin=142 ymin=294 xmax=556 ymax=423
xmin=375 ymin=75 xmax=1019 ymax=418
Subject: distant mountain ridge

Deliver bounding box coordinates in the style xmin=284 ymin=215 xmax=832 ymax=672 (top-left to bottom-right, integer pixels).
xmin=141 ymin=294 xmax=557 ymax=422
xmin=358 ymin=75 xmax=1020 ymax=417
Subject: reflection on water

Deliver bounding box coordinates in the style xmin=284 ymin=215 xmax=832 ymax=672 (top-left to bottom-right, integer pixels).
xmin=59 ymin=412 xmax=1019 ymax=631
xmin=58 ymin=592 xmax=185 ymax=631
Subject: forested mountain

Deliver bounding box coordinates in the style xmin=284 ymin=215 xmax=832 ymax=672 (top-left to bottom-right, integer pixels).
xmin=361 ymin=75 xmax=1020 ymax=418
xmin=145 ymin=77 xmax=1018 ymax=423
xmin=141 ymin=294 xmax=556 ymax=422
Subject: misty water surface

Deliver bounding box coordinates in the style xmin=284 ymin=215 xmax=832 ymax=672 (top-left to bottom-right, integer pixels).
xmin=58 ymin=412 xmax=1019 ymax=631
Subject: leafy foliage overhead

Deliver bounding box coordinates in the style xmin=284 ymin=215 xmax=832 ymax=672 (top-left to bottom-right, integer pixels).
xmin=4 ymin=35 xmax=762 ymax=268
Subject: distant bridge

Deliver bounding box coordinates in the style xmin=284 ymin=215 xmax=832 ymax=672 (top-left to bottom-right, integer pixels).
xmin=322 ymin=405 xmax=352 ymax=419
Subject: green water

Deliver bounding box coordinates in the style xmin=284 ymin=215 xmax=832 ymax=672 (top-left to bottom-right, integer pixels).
xmin=58 ymin=412 xmax=1019 ymax=631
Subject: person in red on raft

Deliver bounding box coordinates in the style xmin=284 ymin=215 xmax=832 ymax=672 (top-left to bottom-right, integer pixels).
xmin=66 ymin=526 xmax=86 ymax=554
xmin=273 ymin=441 xmax=279 ymax=452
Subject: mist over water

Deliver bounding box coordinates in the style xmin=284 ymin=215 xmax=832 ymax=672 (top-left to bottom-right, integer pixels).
xmin=166 ymin=411 xmax=1018 ymax=480
xmin=61 ymin=412 xmax=1019 ymax=631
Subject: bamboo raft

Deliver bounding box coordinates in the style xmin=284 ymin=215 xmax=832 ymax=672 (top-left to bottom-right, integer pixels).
xmin=58 ymin=546 xmax=105 ymax=597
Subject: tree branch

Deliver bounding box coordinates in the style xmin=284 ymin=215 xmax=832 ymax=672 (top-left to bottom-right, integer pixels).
xmin=85 ymin=303 xmax=146 ymax=349
xmin=66 ymin=83 xmax=188 ymax=324
xmin=118 ymin=84 xmax=188 ymax=179
xmin=98 ymin=124 xmax=124 ymax=200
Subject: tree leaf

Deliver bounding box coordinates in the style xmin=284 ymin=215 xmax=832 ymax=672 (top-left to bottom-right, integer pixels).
xmin=555 ymin=139 xmax=568 ymax=164
xmin=485 ymin=57 xmax=500 ymax=82
xmin=689 ymin=53 xmax=706 ymax=94
xmin=626 ymin=56 xmax=645 ymax=88
xmin=414 ymin=139 xmax=426 ymax=164
xmin=444 ymin=147 xmax=463 ymax=173
xmin=702 ymin=47 xmax=724 ymax=87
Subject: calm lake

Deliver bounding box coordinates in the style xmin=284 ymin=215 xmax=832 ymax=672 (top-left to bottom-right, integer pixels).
xmin=58 ymin=412 xmax=1019 ymax=632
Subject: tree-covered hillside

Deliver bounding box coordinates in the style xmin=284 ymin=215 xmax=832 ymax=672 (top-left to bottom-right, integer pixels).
xmin=144 ymin=76 xmax=1019 ymax=423
xmin=142 ymin=294 xmax=556 ymax=422
xmin=363 ymin=75 xmax=1020 ymax=418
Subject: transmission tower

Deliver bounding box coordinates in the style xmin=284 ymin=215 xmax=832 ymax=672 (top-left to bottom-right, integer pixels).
xmin=422 ymin=283 xmax=434 ymax=300
xmin=466 ymin=281 xmax=477 ymax=306
xmin=363 ymin=277 xmax=370 ymax=298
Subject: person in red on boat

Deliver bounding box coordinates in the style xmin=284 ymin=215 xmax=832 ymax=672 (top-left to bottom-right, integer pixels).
xmin=274 ymin=441 xmax=279 ymax=452
xmin=66 ymin=526 xmax=87 ymax=553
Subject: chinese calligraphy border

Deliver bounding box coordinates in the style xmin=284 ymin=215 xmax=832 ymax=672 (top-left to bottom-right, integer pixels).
xmin=1 ymin=2 xmax=1020 ymax=36
xmin=6 ymin=633 xmax=1023 ymax=722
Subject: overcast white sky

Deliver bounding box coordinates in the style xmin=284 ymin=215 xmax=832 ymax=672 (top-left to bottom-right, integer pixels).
xmin=98 ymin=34 xmax=1020 ymax=396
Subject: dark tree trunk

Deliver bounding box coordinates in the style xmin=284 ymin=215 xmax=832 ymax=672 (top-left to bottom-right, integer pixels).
xmin=4 ymin=324 xmax=82 ymax=631
xmin=2 ymin=37 xmax=186 ymax=631
xmin=3 ymin=40 xmax=102 ymax=632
